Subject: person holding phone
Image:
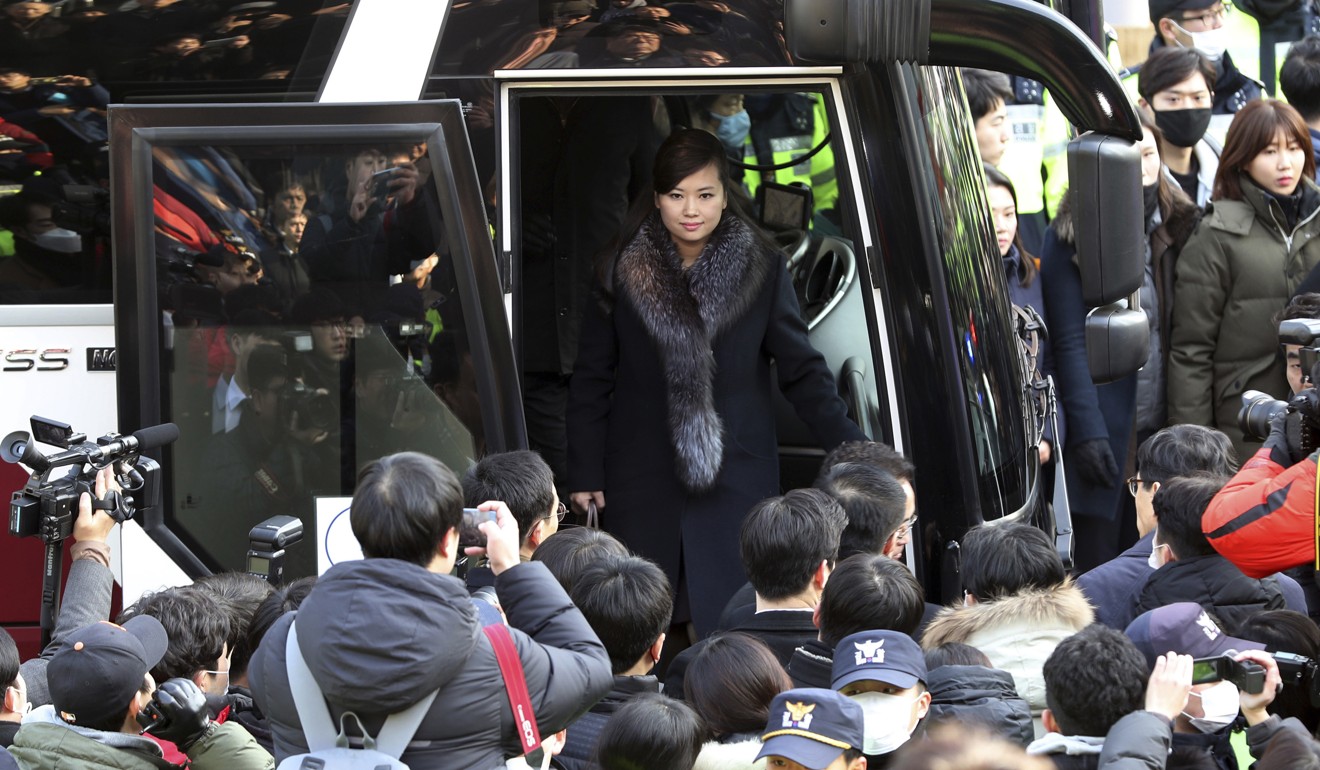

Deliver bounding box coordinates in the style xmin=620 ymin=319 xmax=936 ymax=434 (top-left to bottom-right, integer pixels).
xmin=566 ymin=129 xmax=865 ymax=637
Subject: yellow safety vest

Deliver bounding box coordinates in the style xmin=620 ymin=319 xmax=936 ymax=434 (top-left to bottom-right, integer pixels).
xmin=744 ymin=93 xmax=838 ymax=220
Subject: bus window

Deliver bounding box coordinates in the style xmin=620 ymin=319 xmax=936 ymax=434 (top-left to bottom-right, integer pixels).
xmin=510 ymin=86 xmax=881 ymax=488
xmin=0 ymin=0 xmax=355 ymax=306
xmin=138 ymin=135 xmax=487 ymax=578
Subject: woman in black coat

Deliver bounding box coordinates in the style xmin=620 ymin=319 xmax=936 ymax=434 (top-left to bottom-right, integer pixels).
xmin=1040 ymin=114 xmax=1199 ymax=572
xmin=567 ymin=129 xmax=864 ymax=636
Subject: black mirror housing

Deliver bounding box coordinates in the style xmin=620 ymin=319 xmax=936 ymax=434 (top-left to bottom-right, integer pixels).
xmin=1069 ymin=133 xmax=1144 ymax=306
xmin=1086 ymin=303 xmax=1150 ymax=384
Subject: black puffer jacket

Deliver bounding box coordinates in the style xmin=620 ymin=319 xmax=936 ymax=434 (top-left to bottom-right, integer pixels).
xmin=248 ymin=558 xmax=613 ymax=769
xmin=1135 ymin=554 xmax=1285 ymax=635
xmin=924 ymin=665 xmax=1034 ymax=748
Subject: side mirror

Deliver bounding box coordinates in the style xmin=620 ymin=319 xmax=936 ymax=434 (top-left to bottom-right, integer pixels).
xmin=1069 ymin=133 xmax=1144 ymax=306
xmin=1086 ymin=303 xmax=1150 ymax=384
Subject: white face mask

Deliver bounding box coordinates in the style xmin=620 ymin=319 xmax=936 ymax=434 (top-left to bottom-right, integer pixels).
xmin=32 ymin=227 xmax=82 ymax=254
xmin=1184 ymin=681 xmax=1239 ymax=733
xmin=851 ymin=692 xmax=917 ymax=755
xmin=1147 ymin=539 xmax=1168 ymax=570
xmin=1173 ymin=21 xmax=1227 ymax=61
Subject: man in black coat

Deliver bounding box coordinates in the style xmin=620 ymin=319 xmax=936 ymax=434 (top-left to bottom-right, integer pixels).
xmin=1136 ymin=475 xmax=1286 ymax=630
xmin=248 ymin=452 xmax=613 ymax=768
xmin=664 ymin=489 xmax=845 ymax=699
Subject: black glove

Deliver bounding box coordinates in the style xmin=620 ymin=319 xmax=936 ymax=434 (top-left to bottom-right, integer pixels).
xmin=1263 ymin=406 xmax=1297 ymax=467
xmin=1071 ymin=438 xmax=1119 ymax=488
xmin=148 ymin=678 xmax=214 ymax=752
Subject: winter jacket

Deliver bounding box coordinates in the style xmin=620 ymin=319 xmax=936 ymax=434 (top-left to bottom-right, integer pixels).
xmin=692 ymin=739 xmax=765 ymax=770
xmin=19 ymin=553 xmax=113 ymax=709
xmin=666 ymin=609 xmax=818 ymax=699
xmin=925 ymin=665 xmax=1034 ymax=748
xmin=1096 ymin=711 xmax=1174 ymax=770
xmin=1168 ymin=177 xmax=1320 ymax=458
xmin=9 ymin=705 xmax=272 ymax=770
xmin=1204 ymin=445 xmax=1320 ymax=579
xmin=248 ymin=558 xmax=613 ymax=770
xmin=557 ymin=675 xmax=660 ymax=770
xmin=786 ymin=639 xmax=833 ymax=690
xmin=1135 ymin=553 xmax=1286 ymax=631
xmin=921 ymin=581 xmax=1094 ymax=734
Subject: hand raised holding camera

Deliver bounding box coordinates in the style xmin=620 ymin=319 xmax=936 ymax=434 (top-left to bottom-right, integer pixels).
xmin=1235 ymin=650 xmax=1283 ymax=726
xmin=463 ymin=501 xmax=521 ymax=575
xmin=1145 ymin=652 xmax=1193 ymax=721
xmin=74 ymin=466 xmax=122 ymax=544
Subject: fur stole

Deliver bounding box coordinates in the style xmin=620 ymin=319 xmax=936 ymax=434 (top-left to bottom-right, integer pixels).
xmin=614 ymin=212 xmax=774 ymax=492
xmin=920 ymin=579 xmax=1095 ymax=650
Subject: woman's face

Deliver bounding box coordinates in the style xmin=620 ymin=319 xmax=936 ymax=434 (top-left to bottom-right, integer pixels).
xmin=1246 ymin=127 xmax=1306 ymax=197
xmin=987 ymin=183 xmax=1016 ymax=258
xmin=655 ymin=162 xmax=727 ymax=256
xmin=1140 ymin=128 xmax=1162 ymax=186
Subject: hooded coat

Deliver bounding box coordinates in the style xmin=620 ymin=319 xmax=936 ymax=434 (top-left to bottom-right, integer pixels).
xmin=1168 ymin=177 xmax=1320 ymax=458
xmin=567 ymin=212 xmax=863 ymax=634
xmin=247 ymin=558 xmax=613 ymax=770
xmin=920 ymin=581 xmax=1095 ymax=733
xmin=925 ymin=665 xmax=1034 ymax=748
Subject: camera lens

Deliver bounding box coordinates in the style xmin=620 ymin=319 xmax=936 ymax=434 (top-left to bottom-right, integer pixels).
xmin=1239 ymin=391 xmax=1289 ymax=441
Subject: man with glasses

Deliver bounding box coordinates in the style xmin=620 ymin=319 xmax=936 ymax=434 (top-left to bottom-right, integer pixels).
xmin=1144 ymin=0 xmax=1262 ymax=142
xmin=1077 ymin=424 xmax=1305 ymax=628
xmin=463 ymin=450 xmax=564 ymax=570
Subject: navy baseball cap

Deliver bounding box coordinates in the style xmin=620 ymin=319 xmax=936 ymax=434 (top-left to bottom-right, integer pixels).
xmin=757 ymin=688 xmax=864 ymax=770
xmin=1125 ymin=602 xmax=1264 ymax=669
xmin=47 ymin=617 xmax=168 ymax=728
xmin=1149 ymin=0 xmax=1219 ymax=23
xmin=831 ymin=630 xmax=927 ymax=692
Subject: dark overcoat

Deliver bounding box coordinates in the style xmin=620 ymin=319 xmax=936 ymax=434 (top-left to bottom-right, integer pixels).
xmin=567 ymin=213 xmax=863 ymax=635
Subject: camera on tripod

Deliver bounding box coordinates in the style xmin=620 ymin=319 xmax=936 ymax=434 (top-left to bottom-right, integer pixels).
xmin=4 ymin=416 xmax=178 ymax=543
xmin=1239 ymin=318 xmax=1320 ymax=450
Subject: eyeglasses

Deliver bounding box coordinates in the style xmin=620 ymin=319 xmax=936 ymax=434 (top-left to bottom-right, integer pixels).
xmin=1179 ymin=2 xmax=1231 ymax=27
xmin=1126 ymin=476 xmax=1145 ymax=497
xmin=893 ymin=515 xmax=918 ymax=539
xmin=549 ymin=502 xmax=568 ymax=523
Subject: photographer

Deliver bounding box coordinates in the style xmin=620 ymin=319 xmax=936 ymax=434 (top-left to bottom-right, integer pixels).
xmin=247 ymin=451 xmax=613 ymax=768
xmin=8 ymin=615 xmax=273 ymax=769
xmin=18 ymin=466 xmax=120 ymax=709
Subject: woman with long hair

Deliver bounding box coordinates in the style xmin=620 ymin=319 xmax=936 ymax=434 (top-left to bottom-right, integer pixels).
xmin=1040 ymin=111 xmax=1200 ymax=571
xmin=567 ymin=129 xmax=864 ymax=635
xmin=1169 ymin=98 xmax=1320 ymax=459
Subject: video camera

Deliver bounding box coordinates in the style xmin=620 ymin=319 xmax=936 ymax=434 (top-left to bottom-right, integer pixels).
xmin=1194 ymin=651 xmax=1320 ymax=707
xmin=52 ymin=184 xmax=111 ymax=236
xmin=4 ymin=416 xmax=178 ymax=543
xmin=1239 ymin=318 xmax=1320 ymax=451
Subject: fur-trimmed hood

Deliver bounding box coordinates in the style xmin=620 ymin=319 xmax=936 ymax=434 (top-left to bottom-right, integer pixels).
xmin=693 ymin=739 xmax=766 ymax=770
xmin=613 ymin=212 xmax=775 ymax=492
xmin=921 ymin=580 xmax=1094 ymax=649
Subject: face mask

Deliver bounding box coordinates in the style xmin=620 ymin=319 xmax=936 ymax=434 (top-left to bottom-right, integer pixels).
xmin=851 ymin=692 xmax=917 ymax=755
xmin=710 ymin=109 xmax=751 ymax=154
xmin=1184 ymin=681 xmax=1239 ymax=733
xmin=1153 ymin=107 xmax=1212 ymax=149
xmin=1173 ymin=21 xmax=1228 ymax=61
xmin=32 ymin=228 xmax=82 ymax=254
xmin=1143 ymin=183 xmax=1160 ymax=220
xmin=1147 ymin=539 xmax=1168 ymax=570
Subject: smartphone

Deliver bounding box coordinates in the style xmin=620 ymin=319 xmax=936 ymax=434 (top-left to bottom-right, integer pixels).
xmin=371 ymin=167 xmax=401 ymax=200
xmin=27 ymin=76 xmax=63 ymax=86
xmin=458 ymin=507 xmax=496 ymax=548
xmin=1191 ymin=654 xmax=1266 ymax=694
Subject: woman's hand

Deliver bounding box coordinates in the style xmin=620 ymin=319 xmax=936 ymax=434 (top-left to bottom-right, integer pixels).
xmin=570 ymin=491 xmax=605 ymax=515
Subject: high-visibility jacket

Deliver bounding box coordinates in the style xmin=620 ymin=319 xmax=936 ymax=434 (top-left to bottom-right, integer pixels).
xmin=744 ymin=92 xmax=837 ymax=218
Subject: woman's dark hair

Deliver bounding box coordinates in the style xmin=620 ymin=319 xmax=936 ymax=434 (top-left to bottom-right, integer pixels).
xmin=530 ymin=526 xmax=630 ymax=593
xmin=1137 ymin=46 xmax=1216 ymax=105
xmin=983 ymin=163 xmax=1037 ymax=288
xmin=1215 ymin=99 xmax=1316 ymax=200
xmin=594 ymin=692 xmax=707 ymax=770
xmin=1136 ymin=109 xmax=1199 ymax=235
xmin=925 ymin=642 xmax=992 ymax=670
xmin=686 ymin=632 xmax=792 ymax=739
xmin=961 ymin=523 xmax=1066 ymax=601
xmin=597 ymin=128 xmax=777 ymax=298
xmin=245 ymin=576 xmax=317 ymax=662
xmin=1234 ymin=610 xmax=1320 ymax=733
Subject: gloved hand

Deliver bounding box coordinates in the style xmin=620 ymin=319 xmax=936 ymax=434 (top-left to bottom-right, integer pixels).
xmin=1071 ymin=438 xmax=1119 ymax=488
xmin=148 ymin=678 xmax=214 ymax=752
xmin=1263 ymin=404 xmax=1296 ymax=467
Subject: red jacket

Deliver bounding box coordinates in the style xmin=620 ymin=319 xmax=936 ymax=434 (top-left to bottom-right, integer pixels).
xmin=1203 ymin=446 xmax=1318 ymax=578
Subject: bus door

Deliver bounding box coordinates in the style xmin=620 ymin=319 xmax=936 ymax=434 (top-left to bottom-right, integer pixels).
xmin=109 ymin=99 xmax=523 ymax=581
xmin=490 ymin=70 xmax=898 ymax=494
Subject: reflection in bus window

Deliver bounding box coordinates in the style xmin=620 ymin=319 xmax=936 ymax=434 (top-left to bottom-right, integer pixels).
xmin=155 ymin=141 xmax=481 ymax=577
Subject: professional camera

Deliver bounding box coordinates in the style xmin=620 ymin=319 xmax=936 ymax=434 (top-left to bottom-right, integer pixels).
xmin=279 ymin=381 xmax=337 ymax=432
xmin=52 ymin=184 xmax=111 ymax=236
xmin=1273 ymin=651 xmax=1320 ymax=708
xmin=4 ymin=416 xmax=178 ymax=543
xmin=246 ymin=515 xmax=304 ymax=584
xmin=1239 ymin=318 xmax=1320 ymax=449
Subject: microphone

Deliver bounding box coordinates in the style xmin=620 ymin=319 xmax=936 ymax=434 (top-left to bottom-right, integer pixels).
xmin=94 ymin=423 xmax=180 ymax=459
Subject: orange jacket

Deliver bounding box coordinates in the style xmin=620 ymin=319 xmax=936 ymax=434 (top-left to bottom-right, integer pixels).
xmin=1203 ymin=446 xmax=1318 ymax=578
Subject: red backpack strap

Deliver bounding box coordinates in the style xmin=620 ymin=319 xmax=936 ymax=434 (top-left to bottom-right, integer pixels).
xmin=477 ymin=601 xmax=543 ymax=759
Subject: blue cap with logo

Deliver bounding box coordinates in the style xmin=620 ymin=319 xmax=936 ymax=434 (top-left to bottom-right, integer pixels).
xmin=830 ymin=630 xmax=927 ymax=692
xmin=756 ymin=688 xmax=864 ymax=770
xmin=1124 ymin=602 xmax=1263 ymax=669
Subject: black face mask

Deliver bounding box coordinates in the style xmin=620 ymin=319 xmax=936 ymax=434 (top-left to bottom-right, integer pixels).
xmin=1153 ymin=107 xmax=1212 ymax=149
xmin=1143 ymin=183 xmax=1160 ymax=221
